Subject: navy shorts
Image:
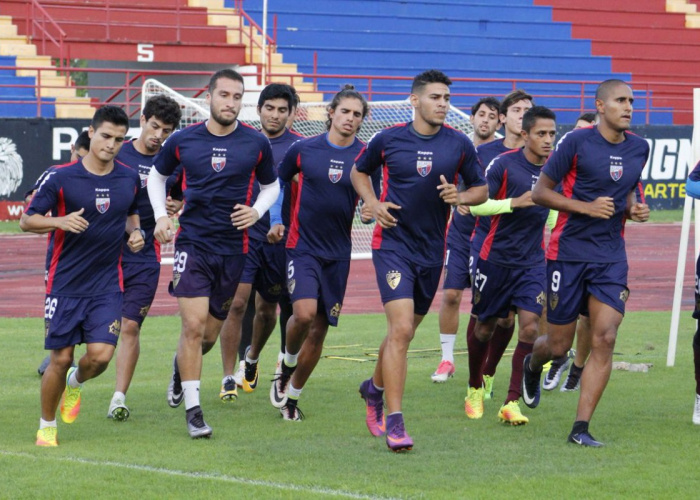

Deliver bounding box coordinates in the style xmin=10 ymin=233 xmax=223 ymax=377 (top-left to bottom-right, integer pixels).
xmin=372 ymin=249 xmax=442 ymax=316
xmin=169 ymin=243 xmax=246 ymax=320
xmin=286 ymin=250 xmax=350 ymax=327
xmin=240 ymin=238 xmax=285 ymax=303
xmin=443 ymin=239 xmax=472 ymax=291
xmin=44 ymin=292 xmax=123 ymax=350
xmin=546 ymin=260 xmax=629 ymax=325
xmin=471 ymin=258 xmax=546 ymax=321
xmin=122 ymin=261 xmax=160 ymax=326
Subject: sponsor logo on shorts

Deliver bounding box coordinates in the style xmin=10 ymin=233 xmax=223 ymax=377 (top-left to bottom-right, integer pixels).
xmin=549 ymin=292 xmax=559 ymax=310
xmin=109 ymin=319 xmax=121 ymax=337
xmin=44 ymin=319 xmax=50 ymax=337
xmin=211 ymin=153 xmax=226 ymax=172
xmin=619 ymin=289 xmax=629 ymax=303
xmin=610 ymin=156 xmax=623 ymax=182
xmin=287 ymin=278 xmax=296 ymax=295
xmin=473 ymin=290 xmax=481 ymax=304
xmin=139 ymin=305 xmax=151 ymax=317
xmin=95 ymin=187 xmax=111 ymax=214
xmin=536 ymin=291 xmax=546 ymax=306
xmin=222 ymin=296 xmax=234 ymax=312
xmin=173 ymin=271 xmax=181 ymax=288
xmin=386 ymin=270 xmax=401 ymax=290
xmin=416 ymin=152 xmax=433 ymax=177
xmin=330 ymin=302 xmax=342 ymax=318
xmin=268 ymin=284 xmax=282 ymax=296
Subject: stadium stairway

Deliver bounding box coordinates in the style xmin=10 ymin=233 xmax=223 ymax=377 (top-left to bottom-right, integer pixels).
xmin=238 ymin=0 xmax=674 ymax=124
xmin=534 ymin=0 xmax=700 ymax=124
xmin=0 ymin=14 xmax=93 ymax=118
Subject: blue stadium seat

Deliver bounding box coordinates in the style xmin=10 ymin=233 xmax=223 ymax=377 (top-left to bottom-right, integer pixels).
xmin=0 ymin=56 xmax=55 ymax=117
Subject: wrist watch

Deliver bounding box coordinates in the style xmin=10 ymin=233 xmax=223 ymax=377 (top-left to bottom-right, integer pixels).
xmin=132 ymin=227 xmax=146 ymax=240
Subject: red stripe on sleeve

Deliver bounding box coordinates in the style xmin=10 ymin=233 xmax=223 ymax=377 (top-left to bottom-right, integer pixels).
xmin=480 ymin=169 xmax=509 ymax=261
xmin=546 ymin=154 xmax=578 ymax=260
xmin=371 ymin=159 xmax=390 ymax=250
xmin=46 ymin=188 xmax=67 ymax=294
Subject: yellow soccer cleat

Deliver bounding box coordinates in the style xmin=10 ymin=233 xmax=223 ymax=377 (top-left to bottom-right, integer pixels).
xmin=219 ymin=377 xmax=238 ymax=402
xmin=36 ymin=427 xmax=58 ymax=447
xmin=482 ymin=374 xmax=494 ymax=400
xmin=60 ymin=367 xmax=82 ymax=424
xmin=498 ymin=400 xmax=529 ymax=426
xmin=464 ymin=386 xmax=484 ymax=419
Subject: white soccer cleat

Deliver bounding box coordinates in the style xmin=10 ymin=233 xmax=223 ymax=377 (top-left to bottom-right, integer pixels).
xmin=233 ymin=360 xmax=245 ymax=387
xmin=693 ymin=394 xmax=700 ymax=425
xmin=431 ymin=360 xmax=455 ymax=383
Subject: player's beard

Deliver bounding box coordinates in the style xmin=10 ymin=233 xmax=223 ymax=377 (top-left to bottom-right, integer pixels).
xmin=262 ymin=121 xmax=285 ymax=137
xmin=211 ymin=107 xmax=237 ymax=127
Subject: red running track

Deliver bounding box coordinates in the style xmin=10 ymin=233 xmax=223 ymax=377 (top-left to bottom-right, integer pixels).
xmin=0 ymin=223 xmax=694 ymax=318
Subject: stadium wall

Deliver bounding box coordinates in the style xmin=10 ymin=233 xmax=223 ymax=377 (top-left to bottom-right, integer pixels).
xmin=0 ymin=119 xmax=693 ymax=220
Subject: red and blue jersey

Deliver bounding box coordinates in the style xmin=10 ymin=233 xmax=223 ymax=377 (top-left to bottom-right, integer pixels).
xmin=479 ymin=149 xmax=549 ymax=268
xmin=154 ymin=121 xmax=277 ymax=256
xmin=25 ymin=159 xmax=140 ymax=297
xmin=248 ymin=128 xmax=302 ymax=242
xmin=279 ymin=133 xmax=377 ymax=260
xmin=543 ymin=126 xmax=649 ymax=262
xmin=355 ymin=122 xmax=485 ymax=267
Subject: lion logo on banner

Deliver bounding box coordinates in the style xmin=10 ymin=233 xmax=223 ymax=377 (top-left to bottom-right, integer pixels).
xmin=0 ymin=137 xmax=23 ymax=197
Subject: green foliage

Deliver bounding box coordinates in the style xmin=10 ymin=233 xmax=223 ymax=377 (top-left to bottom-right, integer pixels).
xmin=1 ymin=311 xmax=697 ymax=499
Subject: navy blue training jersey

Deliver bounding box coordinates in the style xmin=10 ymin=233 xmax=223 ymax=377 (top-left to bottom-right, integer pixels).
xmin=248 ymin=128 xmax=302 ymax=242
xmin=479 ymin=149 xmax=549 ymax=268
xmin=543 ymin=126 xmax=649 ymax=263
xmin=26 ymin=159 xmax=140 ymax=297
xmin=279 ymin=133 xmax=377 ymax=260
xmin=153 ymin=121 xmax=277 ymax=256
xmin=355 ymin=122 xmax=485 ymax=267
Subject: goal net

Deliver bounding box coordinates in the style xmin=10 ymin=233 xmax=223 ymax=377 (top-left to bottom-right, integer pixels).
xmin=142 ymin=79 xmax=475 ymax=262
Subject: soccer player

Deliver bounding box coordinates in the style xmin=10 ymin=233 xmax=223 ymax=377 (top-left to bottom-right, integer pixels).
xmin=218 ymin=83 xmax=299 ymax=400
xmin=352 ymin=70 xmax=487 ymax=451
xmin=543 ymin=112 xmax=597 ymax=392
xmin=22 ymin=106 xmax=144 ymax=447
xmin=684 ymin=162 xmax=700 ymax=425
xmin=148 ymin=69 xmax=279 ymax=438
xmin=467 ymin=90 xmax=534 ymax=399
xmin=432 ymin=97 xmax=500 ymax=383
xmin=107 ymin=95 xmax=182 ymax=421
xmin=464 ymin=106 xmax=556 ymax=425
xmin=522 ymin=79 xmax=650 ymax=447
xmin=269 ymin=85 xmax=379 ymax=420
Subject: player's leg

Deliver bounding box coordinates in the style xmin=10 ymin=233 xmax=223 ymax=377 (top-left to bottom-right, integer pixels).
xmin=434 ymin=288 xmax=461 ymax=382
xmin=218 ymin=282 xmax=253 ymax=401
xmin=481 ymin=313 xmax=516 ymax=396
xmin=694 ymin=255 xmax=700 ymax=424
xmin=278 ymin=293 xmax=292 ymax=371
xmin=112 ymin=318 xmax=140 ymax=417
xmin=560 ymin=315 xmax=591 ymax=392
xmin=465 ymin=315 xmax=496 ymax=419
xmin=233 ymin=298 xmax=255 ymax=386
xmin=243 ymin=292 xmax=278 ymax=392
xmin=37 ymin=346 xmax=74 ymax=446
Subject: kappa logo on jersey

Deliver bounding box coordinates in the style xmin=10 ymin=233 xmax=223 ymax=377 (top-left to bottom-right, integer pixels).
xmin=610 ymin=156 xmax=623 ymax=182
xmin=95 ymin=188 xmax=111 ymax=214
xmin=386 ymin=270 xmax=401 ymax=290
xmin=211 ymin=153 xmax=227 ymax=172
xmin=416 ymin=152 xmax=433 ymax=177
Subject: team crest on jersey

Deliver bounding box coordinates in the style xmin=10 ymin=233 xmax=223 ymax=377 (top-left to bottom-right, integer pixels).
xmin=536 ymin=291 xmax=546 ymax=306
xmin=619 ymin=289 xmax=629 ymax=303
xmin=139 ymin=172 xmax=148 ymax=188
xmin=328 ymin=167 xmax=343 ymax=183
xmin=416 ymin=152 xmax=433 ymax=177
xmin=549 ymin=292 xmax=559 ymax=310
xmin=386 ymin=270 xmax=401 ymax=290
xmin=108 ymin=319 xmax=121 ymax=337
xmin=330 ymin=302 xmax=342 ymax=318
xmin=211 ymin=153 xmax=227 ymax=172
xmin=288 ymin=278 xmax=296 ymax=295
xmin=609 ymin=156 xmax=623 ymax=182
xmin=95 ymin=188 xmax=110 ymax=214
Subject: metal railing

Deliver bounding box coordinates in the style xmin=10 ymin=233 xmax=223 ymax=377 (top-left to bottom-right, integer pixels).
xmin=21 ymin=0 xmax=66 ymax=66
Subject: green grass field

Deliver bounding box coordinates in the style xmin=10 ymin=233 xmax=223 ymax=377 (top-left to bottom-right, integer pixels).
xmin=1 ymin=311 xmax=698 ymax=499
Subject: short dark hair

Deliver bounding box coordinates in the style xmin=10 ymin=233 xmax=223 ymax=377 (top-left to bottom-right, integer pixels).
xmin=257 ymin=83 xmax=295 ymax=110
xmin=288 ymin=85 xmax=301 ymax=109
xmin=325 ymin=84 xmax=369 ymax=131
xmin=577 ymin=112 xmax=596 ymax=124
xmin=595 ymin=79 xmax=628 ymax=101
xmin=411 ymin=69 xmax=452 ymax=94
xmin=471 ymin=97 xmax=500 ymax=116
xmin=74 ymin=130 xmax=90 ymax=151
xmin=142 ymin=95 xmax=182 ymax=128
xmin=500 ymin=89 xmax=534 ymax=116
xmin=208 ymin=69 xmax=244 ymax=93
xmin=522 ymin=106 xmax=556 ymax=133
xmin=91 ymin=105 xmax=129 ymax=130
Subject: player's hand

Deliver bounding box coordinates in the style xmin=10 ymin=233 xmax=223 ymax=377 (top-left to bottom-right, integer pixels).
xmin=586 ymin=196 xmax=615 ymax=219
xmin=127 ymin=229 xmax=145 ymax=253
xmin=437 ymin=175 xmax=458 ymax=205
xmin=154 ymin=216 xmax=175 ymax=244
xmin=56 ymin=208 xmax=89 ymax=233
xmin=370 ymin=200 xmax=401 ymax=229
xmin=267 ymin=224 xmax=285 ymax=244
xmin=360 ymin=200 xmax=375 ymax=224
xmin=166 ymin=196 xmax=183 ymax=217
xmin=511 ymin=191 xmax=534 ymax=209
xmin=629 ymin=202 xmax=650 ymax=222
xmin=456 ymin=205 xmax=470 ymax=216
xmin=231 ymin=204 xmax=259 ymax=230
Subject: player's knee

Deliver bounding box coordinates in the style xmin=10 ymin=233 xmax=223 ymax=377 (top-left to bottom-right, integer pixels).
xmin=474 ymin=323 xmax=494 ymax=342
xmin=256 ymin=304 xmax=277 ymax=326
xmin=389 ymin=320 xmax=415 ymax=344
xmin=120 ymin=318 xmax=140 ymax=339
xmin=548 ymin=337 xmax=571 ymax=359
xmin=496 ymin=316 xmax=515 ymax=329
xmin=52 ymin=351 xmax=74 ymax=371
xmin=86 ymin=350 xmax=113 ymax=370
xmin=442 ymin=289 xmax=462 ymax=308
xmin=592 ymin=326 xmax=617 ymax=351
xmin=292 ymin=309 xmax=315 ymax=329
xmin=230 ymin=296 xmax=249 ymax=316
xmin=518 ymin=323 xmax=538 ymax=343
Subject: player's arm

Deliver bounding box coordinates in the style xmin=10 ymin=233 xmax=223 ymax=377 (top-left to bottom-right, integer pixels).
xmin=125 ymin=214 xmax=145 ymax=252
xmin=443 ymin=139 xmax=488 ymax=207
xmin=232 ymin=180 xmax=280 ymax=230
xmin=351 ymin=165 xmax=400 ymax=228
xmin=148 ymin=167 xmax=175 ymax=243
xmin=267 ymin=179 xmax=285 ymax=243
xmin=20 ymin=209 xmax=88 ymax=234
xmin=532 ymin=172 xmax=614 ymax=219
xmin=546 ymin=209 xmax=559 ymax=231
xmin=686 ymin=162 xmax=700 ymax=199
xmin=625 ymin=186 xmax=649 ymax=222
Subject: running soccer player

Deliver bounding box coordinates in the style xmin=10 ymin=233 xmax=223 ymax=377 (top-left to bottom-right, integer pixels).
xmin=270 ymin=85 xmax=379 ymax=420
xmin=464 ymin=106 xmax=556 ymax=425
xmin=22 ymin=106 xmax=144 ymax=447
xmin=352 ymin=70 xmax=487 ymax=451
xmin=522 ymin=79 xmax=650 ymax=447
xmin=148 ymin=69 xmax=279 ymax=438
xmin=432 ymin=97 xmax=500 ymax=383
xmin=684 ymin=162 xmax=700 ymax=425
xmin=218 ymin=83 xmax=299 ymax=400
xmin=107 ymin=95 xmax=182 ymax=421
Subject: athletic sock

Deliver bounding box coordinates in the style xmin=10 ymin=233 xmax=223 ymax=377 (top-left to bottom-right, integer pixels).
xmin=371 ymin=379 xmax=384 ymax=393
xmin=39 ymin=418 xmax=56 ymax=429
xmin=694 ymin=327 xmax=700 ymax=394
xmin=439 ymin=333 xmax=456 ymax=364
xmin=182 ymin=380 xmax=201 ymax=411
xmin=68 ymin=368 xmax=82 ymax=388
xmin=284 ymin=351 xmax=298 ymax=368
xmin=112 ymin=391 xmax=126 ymax=402
xmin=482 ymin=323 xmax=515 ymax=377
xmin=506 ymin=341 xmax=532 ymax=403
xmin=245 ymin=352 xmax=259 ymax=365
xmin=287 ymin=383 xmax=303 ymax=399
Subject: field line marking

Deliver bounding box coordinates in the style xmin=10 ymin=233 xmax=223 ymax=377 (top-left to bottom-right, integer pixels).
xmin=0 ymin=450 xmax=400 ymax=499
